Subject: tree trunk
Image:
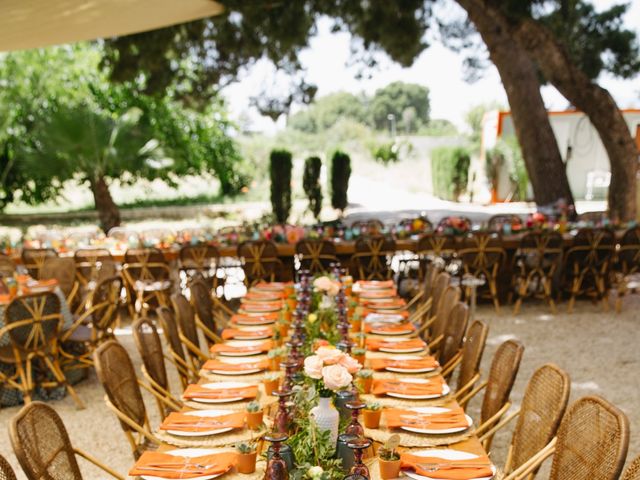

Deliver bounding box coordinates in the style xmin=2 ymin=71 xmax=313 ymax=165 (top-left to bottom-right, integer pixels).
xmin=480 ymin=1 xmax=638 ymax=221
xmin=89 ymin=175 xmax=121 ymax=233
xmin=456 ymin=0 xmax=575 ymax=210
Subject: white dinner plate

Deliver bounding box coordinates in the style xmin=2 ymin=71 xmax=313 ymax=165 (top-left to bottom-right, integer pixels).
xmin=189 ymin=382 xmax=251 ymax=404
xmin=370 ymin=327 xmax=413 ymax=336
xmin=365 ymin=313 xmax=405 ymax=324
xmin=216 ymin=340 xmax=266 ymax=357
xmin=140 ymin=448 xmax=231 ymax=480
xmin=374 ymin=337 xmax=425 ymax=354
xmin=166 ymin=410 xmax=235 ymax=437
xmin=232 ymin=326 xmax=272 ymax=340
xmin=401 ymin=449 xmax=495 ymax=480
xmin=384 ymin=356 xmax=437 ymax=375
xmin=207 ymin=357 xmax=265 ymax=376
xmin=384 ymin=378 xmax=449 ymax=399
xmin=233 ymin=316 xmax=277 ymax=326
xmin=398 ymin=406 xmax=472 ymax=435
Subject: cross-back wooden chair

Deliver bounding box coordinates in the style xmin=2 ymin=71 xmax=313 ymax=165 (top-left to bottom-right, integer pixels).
xmin=459 ymin=339 xmax=524 ymax=450
xmin=614 ymin=226 xmax=640 ymax=312
xmin=73 ymin=248 xmax=115 ymax=288
xmin=564 ymin=228 xmax=615 ymax=312
xmin=179 ymin=243 xmax=220 ymax=288
xmin=132 ymin=317 xmax=182 ymax=418
xmin=21 ymin=248 xmax=58 ymax=279
xmin=487 ymin=364 xmax=570 ymax=478
xmin=237 ymin=240 xmax=283 ymax=286
xmin=10 ymin=401 xmax=124 ymax=480
xmin=0 ymin=254 xmax=16 ymax=278
xmin=157 ymin=307 xmax=196 ymax=388
xmin=93 ymin=340 xmax=161 ymax=459
xmin=122 ymin=248 xmax=172 ymax=317
xmin=458 ymin=232 xmax=505 ymax=312
xmin=506 ymin=396 xmax=629 ymax=480
xmin=0 ymin=454 xmax=17 ymax=480
xmin=425 ymin=284 xmax=460 ymax=349
xmin=295 ymin=239 xmax=338 ymax=274
xmin=171 ymin=293 xmax=208 ymax=370
xmin=415 ymin=233 xmax=458 ymax=279
xmin=41 ymin=257 xmax=81 ymax=313
xmin=351 ymin=235 xmax=396 ymax=280
xmin=622 ymin=455 xmax=640 ymax=480
xmin=511 ymin=231 xmax=563 ymax=314
xmin=189 ymin=278 xmax=224 ymax=346
xmin=0 ymin=292 xmax=84 ymax=409
xmin=487 ymin=214 xmax=523 ymax=232
xmin=59 ymin=276 xmax=122 ymax=372
xmin=453 ymin=319 xmax=489 ymax=407
xmin=438 ymin=301 xmax=469 ymax=376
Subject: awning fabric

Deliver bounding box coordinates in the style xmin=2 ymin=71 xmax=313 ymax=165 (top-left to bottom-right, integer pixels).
xmin=0 ymin=0 xmax=224 ymax=52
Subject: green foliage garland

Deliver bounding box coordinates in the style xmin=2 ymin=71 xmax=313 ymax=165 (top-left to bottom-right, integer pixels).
xmin=329 ymin=151 xmax=351 ymax=212
xmin=303 ymin=156 xmax=323 ymax=220
xmin=269 ymin=149 xmax=293 ymax=224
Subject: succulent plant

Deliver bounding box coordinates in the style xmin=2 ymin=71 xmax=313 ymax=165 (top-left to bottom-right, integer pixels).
xmin=246 ymin=400 xmax=261 ymax=413
xmin=236 ymin=441 xmax=256 ymax=454
xmin=357 ymin=369 xmax=373 ymax=379
xmin=365 ymin=402 xmax=381 ymax=411
xmin=352 ymin=347 xmax=366 ymax=356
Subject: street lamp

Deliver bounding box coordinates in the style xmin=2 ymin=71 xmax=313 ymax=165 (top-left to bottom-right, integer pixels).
xmin=387 ymin=113 xmax=396 ymax=140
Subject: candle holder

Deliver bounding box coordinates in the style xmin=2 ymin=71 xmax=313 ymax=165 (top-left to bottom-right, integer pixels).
xmin=345 ymin=400 xmax=366 ymax=437
xmin=264 ymin=432 xmax=289 ymax=480
xmin=280 ymin=360 xmax=299 ymax=392
xmin=273 ymin=389 xmax=293 ymax=433
xmin=347 ymin=438 xmax=371 ymax=478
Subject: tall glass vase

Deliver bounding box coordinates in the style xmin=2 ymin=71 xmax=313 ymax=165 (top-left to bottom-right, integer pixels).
xmin=310 ymin=396 xmax=340 ymax=445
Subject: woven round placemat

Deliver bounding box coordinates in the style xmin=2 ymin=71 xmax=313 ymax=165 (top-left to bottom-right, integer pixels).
xmin=364 ymin=418 xmax=474 ymax=447
xmin=198 ymin=370 xmax=271 ymax=383
xmin=364 ymin=457 xmax=503 ymax=480
xmin=182 ymin=384 xmax=278 ymax=411
xmin=372 ymin=368 xmax=442 ymax=380
xmin=156 ymin=425 xmax=268 ymax=449
xmin=360 ymin=393 xmax=452 ymax=408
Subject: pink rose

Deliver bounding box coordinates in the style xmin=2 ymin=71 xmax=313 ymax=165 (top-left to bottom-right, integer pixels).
xmin=322 ymin=364 xmax=353 ymax=390
xmin=327 ymin=282 xmax=340 ymax=296
xmin=303 ymin=355 xmax=323 ymax=379
xmin=313 ymin=276 xmax=333 ymax=291
xmin=315 ymin=346 xmax=344 ymax=365
xmin=339 ymin=354 xmax=362 ymax=374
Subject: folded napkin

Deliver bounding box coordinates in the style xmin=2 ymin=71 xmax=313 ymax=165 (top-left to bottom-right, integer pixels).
xmin=202 ymin=358 xmax=269 ymax=372
xmin=245 ymin=290 xmax=285 ymax=300
xmin=363 ymin=308 xmax=409 ymax=319
xmin=372 ymin=377 xmax=444 ymax=396
xmin=358 ymin=288 xmax=397 ymax=298
xmin=364 ymin=322 xmax=415 ymax=334
xmin=221 ymin=327 xmax=273 ymax=340
xmin=385 ymin=407 xmax=468 ymax=430
xmin=357 ymin=280 xmax=395 ymax=290
xmin=240 ymin=301 xmax=283 ymax=312
xmin=129 ymin=451 xmax=238 ymax=479
xmin=362 ymin=298 xmax=406 ymax=308
xmin=210 ymin=341 xmax=273 ymax=354
xmin=253 ymin=281 xmax=292 ymax=291
xmin=401 ymin=452 xmax=493 ymax=480
xmin=365 ymin=338 xmax=426 ymax=351
xmin=183 ymin=384 xmax=258 ymax=400
xmin=160 ymin=411 xmax=246 ymax=432
xmin=231 ymin=313 xmax=278 ymax=325
xmin=0 ymin=294 xmax=11 ymax=304
xmin=369 ymin=356 xmax=439 ymax=372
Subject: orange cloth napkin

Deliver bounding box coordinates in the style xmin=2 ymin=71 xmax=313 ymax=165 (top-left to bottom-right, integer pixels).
xmin=357 ymin=280 xmax=395 ymax=290
xmin=362 ymin=298 xmax=406 ymax=309
xmin=160 ymin=411 xmax=246 ymax=432
xmin=202 ymin=358 xmax=269 ymax=372
xmin=0 ymin=294 xmax=11 ymax=304
xmin=231 ymin=313 xmax=279 ymax=325
xmin=369 ymin=356 xmax=439 ymax=372
xmin=365 ymin=338 xmax=426 ymax=351
xmin=358 ymin=288 xmax=397 ymax=298
xmin=183 ymin=384 xmax=258 ymax=400
xmin=253 ymin=281 xmax=292 ymax=291
xmin=245 ymin=290 xmax=284 ymax=300
xmin=363 ymin=308 xmax=409 ymax=319
xmin=364 ymin=322 xmax=415 ymax=334
xmin=401 ymin=452 xmax=493 ymax=479
xmin=240 ymin=300 xmax=283 ymax=312
xmin=210 ymin=340 xmax=273 ymax=354
xmin=221 ymin=327 xmax=273 ymax=340
xmin=372 ymin=377 xmax=444 ymax=396
xmin=129 ymin=451 xmax=238 ymax=479
xmin=384 ymin=407 xmax=468 ymax=430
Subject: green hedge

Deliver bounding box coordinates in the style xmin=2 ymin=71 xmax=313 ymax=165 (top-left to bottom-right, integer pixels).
xmin=269 ymin=149 xmax=293 ymax=223
xmin=303 ymin=156 xmax=323 ymax=220
xmin=330 ymin=150 xmax=351 ymax=212
xmin=431 ymin=146 xmax=470 ymax=201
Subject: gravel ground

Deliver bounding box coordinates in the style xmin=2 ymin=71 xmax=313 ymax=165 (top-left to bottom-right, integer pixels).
xmin=0 ymin=297 xmax=638 ymax=479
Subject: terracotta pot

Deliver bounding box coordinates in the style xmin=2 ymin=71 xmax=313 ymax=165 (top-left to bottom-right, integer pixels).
xmin=278 ymin=323 xmax=289 ymax=338
xmin=378 ymin=458 xmax=401 ymax=480
xmin=363 ymin=409 xmax=382 ymax=428
xmin=350 ymin=319 xmax=362 ymax=333
xmin=263 ymin=378 xmax=280 ymax=396
xmin=245 ymin=410 xmax=264 ymax=430
xmin=237 ymin=451 xmax=257 ymax=474
xmin=269 ymin=356 xmax=281 ymax=371
xmin=353 ymin=354 xmax=366 ymax=366
xmin=284 ymin=285 xmax=295 ymax=297
xmin=358 ymin=377 xmax=373 ymax=394
xmin=286 ymin=298 xmax=297 ymax=311
xmin=283 ymin=310 xmax=292 ymax=322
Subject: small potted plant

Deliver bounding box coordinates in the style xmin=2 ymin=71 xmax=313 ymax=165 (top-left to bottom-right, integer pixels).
xmin=277 ymin=317 xmax=289 ymax=339
xmin=236 ymin=441 xmax=257 ymax=474
xmin=286 ymin=294 xmax=297 ymax=312
xmin=245 ymin=401 xmax=263 ymax=430
xmin=356 ymin=369 xmax=373 ymax=394
xmin=362 ymin=402 xmax=382 ymax=428
xmin=268 ymin=348 xmax=283 ymax=371
xmin=352 ymin=347 xmax=366 ymax=366
xmin=377 ymin=435 xmax=401 ymax=480
xmin=263 ymin=372 xmax=281 ymax=396
xmin=350 ymin=316 xmax=362 ymax=333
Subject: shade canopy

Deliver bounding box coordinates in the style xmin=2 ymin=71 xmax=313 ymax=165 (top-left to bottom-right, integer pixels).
xmin=0 ymin=0 xmax=224 ymax=52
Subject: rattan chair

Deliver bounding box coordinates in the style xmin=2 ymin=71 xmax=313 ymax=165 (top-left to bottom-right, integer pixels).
xmin=237 ymin=240 xmax=284 ymax=285
xmin=295 ymin=239 xmax=338 ymax=274
xmin=614 ymin=226 xmax=640 ymax=312
xmin=122 ymin=248 xmax=172 ymax=317
xmin=512 ymin=231 xmax=563 ymax=314
xmin=416 ymin=234 xmax=458 ymax=272
xmin=426 ymin=271 xmax=451 ymax=326
xmin=21 ymin=248 xmax=58 ymax=279
xmin=0 ymin=254 xmax=16 ymax=278
xmin=488 ymin=364 xmax=570 ymax=478
xmin=622 ymin=455 xmax=640 ymax=480
xmin=458 ymin=232 xmax=505 ymax=312
xmin=179 ymin=243 xmax=220 ymax=286
xmin=453 ymin=319 xmax=489 ymax=406
xmin=0 ymin=454 xmax=17 ymax=480
xmin=0 ymin=292 xmax=84 ymax=409
xmin=132 ymin=317 xmax=182 ymax=418
xmin=73 ymin=248 xmax=115 ymax=287
xmin=563 ymin=228 xmax=615 ymax=313
xmin=41 ymin=257 xmax=80 ymax=311
xmin=459 ymin=339 xmax=524 ymax=450
xmin=93 ymin=340 xmax=161 ymax=459
xmin=157 ymin=306 xmax=196 ymax=388
xmin=10 ymin=401 xmax=123 ymax=479
xmin=351 ymin=235 xmax=396 ymax=280
xmin=407 ymin=261 xmax=441 ymax=326
xmin=190 ymin=278 xmax=225 ymax=345
xmin=171 ymin=293 xmax=208 ymax=370
xmin=506 ymin=396 xmax=629 ymax=480
xmin=425 ymin=284 xmax=460 ymax=349
xmin=438 ymin=302 xmax=469 ymax=375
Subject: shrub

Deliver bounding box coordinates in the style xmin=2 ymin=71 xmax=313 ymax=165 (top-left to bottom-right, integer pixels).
xmin=303 ymin=156 xmax=323 ymax=220
xmin=269 ymin=149 xmax=293 ymax=223
xmin=431 ymin=146 xmax=471 ymax=201
xmin=330 ymin=150 xmax=351 ymax=212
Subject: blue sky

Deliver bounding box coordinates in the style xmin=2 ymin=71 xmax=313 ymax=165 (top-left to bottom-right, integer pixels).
xmin=222 ymin=0 xmax=640 ymax=134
